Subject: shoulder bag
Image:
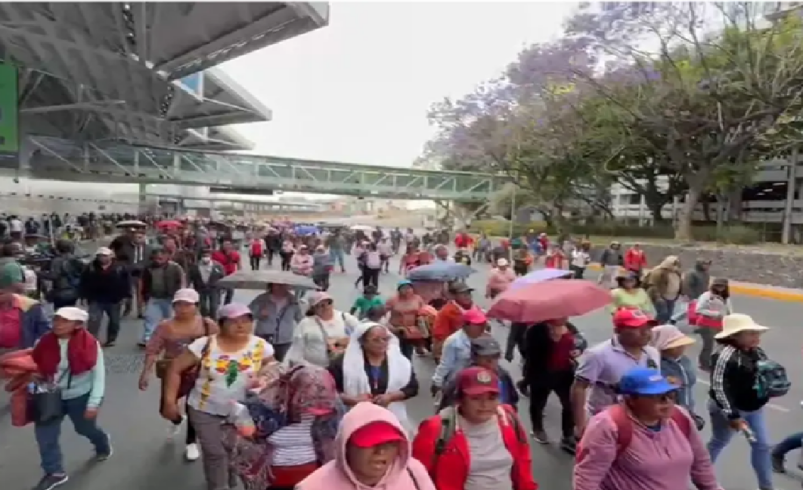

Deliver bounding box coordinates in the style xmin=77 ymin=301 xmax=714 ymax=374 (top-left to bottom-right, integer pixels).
xmin=31 ymin=370 xmax=71 ymax=424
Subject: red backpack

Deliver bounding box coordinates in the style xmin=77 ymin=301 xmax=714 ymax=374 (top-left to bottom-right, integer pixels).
xmin=576 ymin=404 xmax=692 ymax=462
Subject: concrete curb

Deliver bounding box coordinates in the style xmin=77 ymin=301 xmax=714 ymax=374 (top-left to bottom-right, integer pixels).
xmin=586 ymin=264 xmax=803 ymax=302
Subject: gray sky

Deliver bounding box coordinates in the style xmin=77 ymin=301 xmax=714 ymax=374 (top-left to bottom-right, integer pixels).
xmin=225 ymin=2 xmax=577 ymax=167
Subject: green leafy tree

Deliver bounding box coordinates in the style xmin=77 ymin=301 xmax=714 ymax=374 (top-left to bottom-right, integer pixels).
xmin=562 ymin=2 xmax=803 ymax=239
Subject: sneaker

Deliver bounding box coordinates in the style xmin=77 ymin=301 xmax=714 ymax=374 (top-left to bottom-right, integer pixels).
xmin=96 ymin=434 xmax=113 ymax=461
xmin=167 ymin=417 xmax=185 ymax=439
xmin=531 ymin=430 xmax=549 ymax=444
xmin=32 ymin=474 xmax=69 ymax=490
xmin=185 ymin=443 xmax=200 ymax=461
xmin=560 ymin=437 xmax=577 ymax=454
xmin=771 ymin=452 xmax=785 ymax=473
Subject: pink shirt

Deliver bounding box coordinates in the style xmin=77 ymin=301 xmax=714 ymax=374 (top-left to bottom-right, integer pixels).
xmin=574 ymin=408 xmax=722 ymax=490
xmin=486 ymin=267 xmax=516 ymax=294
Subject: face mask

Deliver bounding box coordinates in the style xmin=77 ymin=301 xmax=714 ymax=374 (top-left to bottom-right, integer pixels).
xmin=201 ymin=257 xmax=211 ymax=264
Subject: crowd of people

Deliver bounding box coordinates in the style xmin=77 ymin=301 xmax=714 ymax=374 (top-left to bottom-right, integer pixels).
xmin=0 ymin=218 xmax=797 ymax=490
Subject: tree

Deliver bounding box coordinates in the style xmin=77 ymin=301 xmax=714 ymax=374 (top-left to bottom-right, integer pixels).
xmin=560 ymin=2 xmax=803 ymax=239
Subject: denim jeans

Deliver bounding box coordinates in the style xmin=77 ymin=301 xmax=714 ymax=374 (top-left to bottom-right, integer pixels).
xmin=654 ymin=298 xmax=677 ymax=324
xmin=142 ymin=298 xmax=172 ymax=343
xmin=772 ymin=430 xmax=803 ymax=458
xmin=87 ymin=301 xmax=123 ymax=342
xmin=35 ymin=393 xmax=110 ymax=475
xmin=329 ymin=248 xmax=345 ymax=270
xmin=707 ymin=403 xmax=773 ymax=490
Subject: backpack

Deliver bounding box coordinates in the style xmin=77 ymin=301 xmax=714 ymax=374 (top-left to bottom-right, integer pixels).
xmin=576 ymin=404 xmax=691 ymax=463
xmin=366 ymin=251 xmax=381 ymax=269
xmin=56 ymin=258 xmax=83 ymax=290
xmin=754 ymin=359 xmax=790 ymax=398
xmin=432 ymin=405 xmax=524 ymax=469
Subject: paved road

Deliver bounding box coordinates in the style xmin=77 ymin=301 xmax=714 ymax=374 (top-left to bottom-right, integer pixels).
xmin=2 ymin=248 xmax=803 ymax=490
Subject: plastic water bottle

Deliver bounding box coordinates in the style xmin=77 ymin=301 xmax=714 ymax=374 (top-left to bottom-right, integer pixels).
xmin=741 ymin=425 xmax=757 ymax=443
xmin=229 ymin=402 xmax=256 ymax=437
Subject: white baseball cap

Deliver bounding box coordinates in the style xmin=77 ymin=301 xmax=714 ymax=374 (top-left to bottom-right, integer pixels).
xmin=95 ymin=247 xmax=113 ymax=256
xmin=173 ymin=288 xmax=200 ymax=304
xmin=497 ymin=258 xmax=509 ymax=267
xmin=54 ymin=307 xmax=88 ymax=323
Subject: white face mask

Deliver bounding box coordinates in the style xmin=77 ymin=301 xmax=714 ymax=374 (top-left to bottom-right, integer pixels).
xmin=201 ymin=257 xmax=211 ymax=264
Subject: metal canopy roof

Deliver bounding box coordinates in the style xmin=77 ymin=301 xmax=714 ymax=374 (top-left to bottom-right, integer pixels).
xmin=0 ymin=2 xmax=329 ymax=151
xmin=149 ymin=2 xmax=330 ymax=80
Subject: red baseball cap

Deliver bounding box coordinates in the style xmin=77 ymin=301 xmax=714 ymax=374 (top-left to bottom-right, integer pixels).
xmin=457 ymin=366 xmax=500 ymax=396
xmin=349 ymin=421 xmax=405 ymax=448
xmin=464 ymin=308 xmax=487 ymax=325
xmin=613 ymin=308 xmax=658 ymax=329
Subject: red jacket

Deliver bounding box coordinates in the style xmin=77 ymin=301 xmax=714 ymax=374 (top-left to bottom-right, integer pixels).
xmin=211 ymin=250 xmax=241 ymax=275
xmin=411 ymin=406 xmax=538 ymax=490
xmin=624 ymin=248 xmax=647 ymax=271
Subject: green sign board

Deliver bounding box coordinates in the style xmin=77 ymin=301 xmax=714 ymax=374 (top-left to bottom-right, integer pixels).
xmin=0 ymin=63 xmax=19 ymax=154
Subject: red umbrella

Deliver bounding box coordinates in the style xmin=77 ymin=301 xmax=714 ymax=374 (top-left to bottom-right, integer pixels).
xmin=487 ymin=279 xmax=611 ymax=323
xmin=156 ymin=220 xmax=181 ymax=229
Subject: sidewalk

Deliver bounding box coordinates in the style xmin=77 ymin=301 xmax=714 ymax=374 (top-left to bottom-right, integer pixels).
xmin=587 ymin=263 xmax=803 ymax=302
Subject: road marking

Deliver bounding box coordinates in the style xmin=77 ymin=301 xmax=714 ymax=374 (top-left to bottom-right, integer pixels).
xmin=695 ymin=378 xmax=791 ymax=413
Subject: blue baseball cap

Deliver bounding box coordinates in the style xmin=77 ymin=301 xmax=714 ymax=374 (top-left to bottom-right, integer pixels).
xmin=397 ymin=280 xmax=413 ymax=289
xmin=619 ymin=368 xmax=678 ymax=396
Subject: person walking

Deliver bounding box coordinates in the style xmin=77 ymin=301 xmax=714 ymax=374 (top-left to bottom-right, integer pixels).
xmin=30 ymin=307 xmax=112 ymax=490
xmin=249 ymin=282 xmax=305 ymax=362
xmin=139 ymin=248 xmax=184 ymax=347
xmin=187 ymin=248 xmax=225 ymax=319
xmin=707 ymin=314 xmax=779 ymax=490
xmin=248 ymin=235 xmax=265 ymax=271
xmin=211 ymin=239 xmax=241 ymax=305
xmin=140 ymin=289 xmax=218 ymax=462
xmin=80 ymin=247 xmax=130 ymax=347
xmin=162 ymin=303 xmax=274 ymax=490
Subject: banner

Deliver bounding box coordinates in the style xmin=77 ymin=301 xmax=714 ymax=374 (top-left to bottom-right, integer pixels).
xmin=0 ymin=63 xmax=18 ymax=154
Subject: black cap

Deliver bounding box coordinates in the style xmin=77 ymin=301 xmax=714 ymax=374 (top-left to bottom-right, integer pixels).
xmin=449 ymin=282 xmax=474 ymax=295
xmin=471 ymin=335 xmax=501 ymax=357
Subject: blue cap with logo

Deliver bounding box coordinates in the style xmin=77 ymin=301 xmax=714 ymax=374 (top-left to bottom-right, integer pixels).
xmin=618 ymin=367 xmax=678 ymax=396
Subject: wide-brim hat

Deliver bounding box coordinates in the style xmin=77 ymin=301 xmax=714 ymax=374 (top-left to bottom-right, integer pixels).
xmin=714 ymin=314 xmax=769 ymax=340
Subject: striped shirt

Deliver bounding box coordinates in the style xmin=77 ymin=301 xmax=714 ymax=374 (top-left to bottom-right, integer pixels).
xmin=267 ymin=418 xmax=317 ymax=466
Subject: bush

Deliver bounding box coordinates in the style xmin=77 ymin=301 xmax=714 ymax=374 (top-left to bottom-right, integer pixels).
xmin=469 ymin=219 xmax=678 ymax=240
xmin=715 ymin=225 xmax=761 ymax=245
xmin=468 ymin=220 xmax=762 ymax=244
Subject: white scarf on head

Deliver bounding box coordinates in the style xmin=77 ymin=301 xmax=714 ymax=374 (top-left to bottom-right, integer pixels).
xmin=342 ymin=321 xmax=412 ymax=432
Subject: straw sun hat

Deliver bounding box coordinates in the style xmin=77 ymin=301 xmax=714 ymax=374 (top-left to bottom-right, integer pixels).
xmin=714 ymin=313 xmax=769 ymax=340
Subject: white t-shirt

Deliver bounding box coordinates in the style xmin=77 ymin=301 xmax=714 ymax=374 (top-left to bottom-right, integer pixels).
xmin=187 ymin=335 xmax=274 ymax=416
xmin=9 ymin=219 xmax=22 ymax=233
xmin=285 ymin=310 xmax=360 ymax=368
xmin=23 ymin=266 xmax=37 ymax=292
xmin=571 ymin=250 xmax=591 ymax=268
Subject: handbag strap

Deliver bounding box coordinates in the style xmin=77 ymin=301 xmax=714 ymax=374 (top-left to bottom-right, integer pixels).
xmin=314 ymin=316 xmax=330 ymax=343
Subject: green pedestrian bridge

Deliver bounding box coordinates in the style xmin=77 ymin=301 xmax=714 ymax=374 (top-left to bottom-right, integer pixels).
xmin=25 ymin=137 xmax=505 ymax=202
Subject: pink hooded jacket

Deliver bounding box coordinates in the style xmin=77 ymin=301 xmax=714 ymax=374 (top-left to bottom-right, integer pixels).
xmin=296 ymin=402 xmax=436 ymax=490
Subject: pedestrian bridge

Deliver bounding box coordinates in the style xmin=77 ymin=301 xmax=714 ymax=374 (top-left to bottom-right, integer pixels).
xmin=25 ymin=137 xmax=505 ymax=202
